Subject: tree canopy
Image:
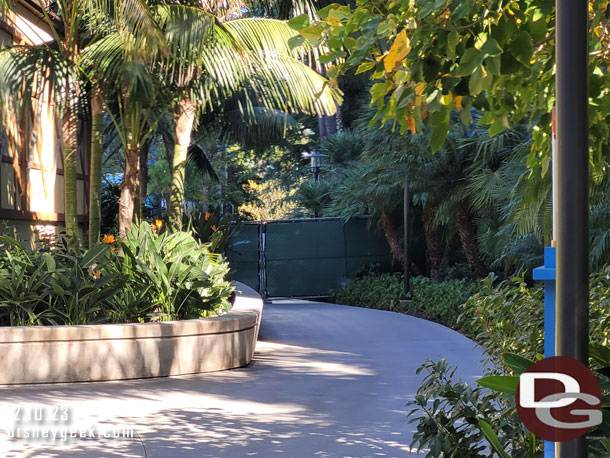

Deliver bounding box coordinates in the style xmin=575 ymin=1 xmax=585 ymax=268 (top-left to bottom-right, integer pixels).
xmin=288 ymin=0 xmax=610 ymax=180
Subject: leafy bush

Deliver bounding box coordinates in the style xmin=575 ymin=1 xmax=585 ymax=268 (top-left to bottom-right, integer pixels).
xmin=333 ymin=272 xmax=403 ymax=309
xmin=117 ymin=221 xmax=233 ymax=321
xmin=458 ymin=275 xmax=544 ymax=364
xmin=0 ymin=223 xmax=233 ymax=326
xmin=408 ymin=273 xmax=610 ymax=457
xmin=0 ymin=237 xmax=121 ymax=326
xmin=407 ymin=359 xmax=534 ymax=458
xmin=459 ymin=272 xmax=610 ymax=364
xmin=333 ymin=273 xmax=477 ymax=327
xmin=409 ymin=276 xmax=477 ymax=327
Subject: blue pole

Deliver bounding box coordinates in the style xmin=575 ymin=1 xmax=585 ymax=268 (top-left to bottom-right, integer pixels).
xmin=533 ymin=246 xmax=556 ymax=458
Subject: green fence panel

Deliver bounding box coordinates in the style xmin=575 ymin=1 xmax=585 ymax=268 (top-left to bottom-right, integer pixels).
xmin=226 ymin=223 xmax=260 ymax=291
xmin=265 ymin=220 xmax=345 ymax=260
xmin=266 ymin=258 xmax=347 ymax=297
xmin=228 ymin=218 xmax=392 ymax=297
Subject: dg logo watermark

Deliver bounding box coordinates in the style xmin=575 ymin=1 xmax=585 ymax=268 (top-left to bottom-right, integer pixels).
xmin=516 ymin=356 xmax=602 ymax=442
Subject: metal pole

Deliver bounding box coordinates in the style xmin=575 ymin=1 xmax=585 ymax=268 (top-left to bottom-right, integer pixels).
xmin=403 ymin=183 xmax=409 ymax=295
xmin=551 ymin=107 xmax=557 ymax=243
xmin=555 ymin=0 xmax=589 ymax=454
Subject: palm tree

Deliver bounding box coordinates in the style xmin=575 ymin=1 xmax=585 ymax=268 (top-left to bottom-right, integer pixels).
xmin=0 ymin=0 xmax=162 ymax=246
xmin=165 ymin=14 xmax=340 ymax=227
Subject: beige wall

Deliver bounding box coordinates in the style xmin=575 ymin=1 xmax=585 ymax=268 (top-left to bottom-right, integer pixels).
xmin=0 ymin=282 xmax=264 ymax=385
xmin=0 ymin=3 xmax=88 ymax=248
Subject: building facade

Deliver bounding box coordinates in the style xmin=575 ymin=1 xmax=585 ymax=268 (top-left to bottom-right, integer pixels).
xmin=0 ymin=1 xmax=89 ymax=247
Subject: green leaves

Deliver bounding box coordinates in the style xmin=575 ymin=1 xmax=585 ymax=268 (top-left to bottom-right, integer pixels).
xmin=370 ymin=81 xmax=389 ymax=102
xmin=476 ymin=375 xmax=519 ymax=394
xmin=503 ymin=353 xmax=535 ymax=375
xmin=480 ymin=38 xmax=502 ymax=57
xmin=288 ymin=13 xmax=310 ymax=30
xmin=455 ymin=48 xmax=481 ymax=77
xmin=478 ymin=420 xmax=511 ymax=458
xmin=430 ymin=123 xmax=450 ymax=153
xmin=468 ymin=66 xmax=493 ymax=95
xmin=509 ymin=31 xmax=534 ymax=66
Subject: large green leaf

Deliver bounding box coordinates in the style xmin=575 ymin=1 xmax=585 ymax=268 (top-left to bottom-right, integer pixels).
xmin=477 ymin=375 xmax=519 ymax=394
xmin=81 ymin=243 xmax=110 ymax=268
xmin=509 ymin=31 xmax=533 ymax=66
xmin=503 ymin=353 xmax=535 ymax=375
xmin=478 ymin=420 xmax=511 ymax=458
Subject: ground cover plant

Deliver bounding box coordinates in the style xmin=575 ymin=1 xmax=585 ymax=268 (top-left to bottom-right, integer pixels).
xmin=0 ymin=222 xmax=233 ymax=326
xmin=407 ymin=274 xmax=610 ymax=457
xmin=333 ymin=272 xmax=476 ymax=329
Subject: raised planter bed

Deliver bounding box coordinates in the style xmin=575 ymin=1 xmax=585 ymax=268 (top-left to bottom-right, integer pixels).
xmin=0 ymin=282 xmax=263 ymax=384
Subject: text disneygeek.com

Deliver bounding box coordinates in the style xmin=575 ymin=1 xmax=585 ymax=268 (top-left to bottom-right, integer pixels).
xmin=4 ymin=405 xmax=134 ymax=443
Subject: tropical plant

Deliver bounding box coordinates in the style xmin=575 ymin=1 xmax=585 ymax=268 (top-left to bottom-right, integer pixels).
xmin=408 ymin=276 xmax=477 ymax=327
xmin=184 ymin=207 xmax=242 ymax=253
xmin=0 ymin=236 xmax=122 ymax=325
xmin=333 ymin=272 xmax=404 ymax=310
xmin=117 ymin=221 xmax=234 ymax=321
xmin=0 ymin=0 xmax=162 ymax=246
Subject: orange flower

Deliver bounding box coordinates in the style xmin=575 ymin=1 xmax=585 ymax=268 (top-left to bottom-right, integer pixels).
xmin=153 ymin=219 xmax=163 ymax=231
xmin=88 ymin=264 xmax=101 ymax=279
xmin=204 ymin=212 xmax=211 ymax=220
xmin=211 ymin=225 xmax=217 ymax=231
xmin=102 ymin=234 xmax=115 ymax=244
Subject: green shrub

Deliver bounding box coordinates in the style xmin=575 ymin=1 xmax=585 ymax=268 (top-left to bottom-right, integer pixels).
xmin=333 ymin=272 xmax=404 ymax=309
xmin=459 ymin=272 xmax=610 ymax=363
xmin=407 ymin=359 xmax=533 ymax=458
xmin=0 ymin=223 xmax=233 ymax=326
xmin=117 ymin=221 xmax=233 ymax=321
xmin=458 ymin=274 xmax=544 ymax=363
xmin=408 ymin=273 xmax=610 ymax=457
xmin=409 ymin=276 xmax=477 ymax=327
xmin=0 ymin=237 xmax=122 ymax=326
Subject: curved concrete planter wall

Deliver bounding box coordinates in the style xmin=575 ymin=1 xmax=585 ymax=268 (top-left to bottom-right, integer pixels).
xmin=0 ymin=282 xmax=263 ymax=384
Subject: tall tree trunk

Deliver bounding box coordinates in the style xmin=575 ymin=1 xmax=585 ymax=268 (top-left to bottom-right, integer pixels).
xmin=455 ymin=206 xmax=488 ymax=278
xmin=118 ymin=111 xmax=140 ymax=238
xmin=62 ymin=13 xmax=79 ymax=247
xmin=88 ymin=93 xmax=104 ymax=248
xmin=421 ymin=205 xmax=444 ymax=282
xmin=168 ymin=98 xmax=196 ymax=228
xmin=318 ymin=115 xmax=328 ymax=139
xmin=380 ymin=210 xmax=404 ymax=263
xmin=439 ymin=237 xmax=454 ymax=273
xmin=62 ymin=97 xmax=79 ymax=246
xmin=137 ymin=137 xmax=151 ymax=220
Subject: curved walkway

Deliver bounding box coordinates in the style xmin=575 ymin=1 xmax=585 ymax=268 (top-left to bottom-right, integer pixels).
xmin=0 ymin=300 xmax=484 ymax=458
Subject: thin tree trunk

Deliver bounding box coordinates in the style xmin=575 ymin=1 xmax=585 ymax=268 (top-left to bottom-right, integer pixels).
xmin=318 ymin=115 xmax=328 ymax=139
xmin=335 ymin=105 xmax=344 ymax=133
xmin=380 ymin=210 xmax=404 ymax=263
xmin=168 ymin=98 xmax=196 ymax=228
xmin=455 ymin=206 xmax=488 ymax=278
xmin=324 ymin=114 xmax=337 ymax=136
xmin=118 ymin=111 xmax=140 ymax=238
xmin=88 ymin=93 xmax=104 ymax=248
xmin=421 ymin=205 xmax=444 ymax=282
xmin=137 ymin=137 xmax=151 ymax=220
xmin=62 ymin=12 xmax=79 ymax=247
xmin=439 ymin=237 xmax=454 ymax=274
xmin=62 ymin=98 xmax=79 ymax=246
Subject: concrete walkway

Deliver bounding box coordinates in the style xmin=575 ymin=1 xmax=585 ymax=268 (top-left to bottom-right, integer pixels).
xmin=0 ymin=300 xmax=484 ymax=458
